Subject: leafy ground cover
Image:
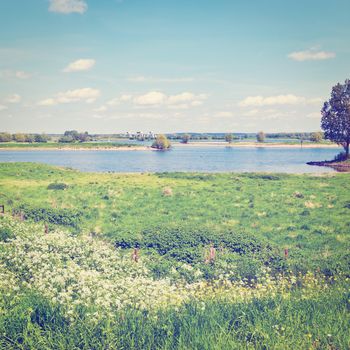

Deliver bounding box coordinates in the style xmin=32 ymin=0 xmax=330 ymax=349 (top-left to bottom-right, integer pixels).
xmin=0 ymin=162 xmax=349 ymax=348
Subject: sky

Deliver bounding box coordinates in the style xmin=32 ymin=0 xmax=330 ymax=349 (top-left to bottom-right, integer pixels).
xmin=0 ymin=0 xmax=349 ymax=134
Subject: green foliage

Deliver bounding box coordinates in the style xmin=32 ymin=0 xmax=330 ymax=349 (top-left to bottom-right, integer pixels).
xmin=58 ymin=130 xmax=91 ymax=143
xmin=151 ymin=134 xmax=171 ymax=150
xmin=34 ymin=133 xmax=49 ymax=143
xmin=1 ymin=162 xmax=350 ymax=277
xmin=256 ymin=131 xmax=265 ymax=143
xmin=0 ymin=132 xmax=12 ymax=142
xmin=310 ymin=132 xmax=323 ymax=143
xmin=0 ymin=287 xmax=349 ymax=350
xmin=15 ymin=205 xmax=82 ymax=228
xmin=225 ymin=134 xmax=233 ymax=143
xmin=181 ymin=134 xmax=191 ymax=144
xmin=0 ymin=227 xmax=14 ymax=242
xmin=321 ymin=79 xmax=350 ymax=157
xmin=12 ymin=133 xmax=26 ymax=142
xmin=47 ymin=182 xmax=68 ymax=190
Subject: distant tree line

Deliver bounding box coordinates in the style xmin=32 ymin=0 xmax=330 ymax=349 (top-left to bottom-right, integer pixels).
xmin=166 ymin=132 xmax=324 ymax=142
xmin=58 ymin=130 xmax=91 ymax=143
xmin=0 ymin=132 xmax=49 ymax=143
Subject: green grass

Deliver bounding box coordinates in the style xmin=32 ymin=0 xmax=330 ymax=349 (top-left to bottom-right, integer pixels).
xmin=1 ymin=286 xmax=349 ymax=349
xmin=0 ymin=163 xmax=349 ymax=274
xmin=0 ymin=162 xmax=349 ymax=349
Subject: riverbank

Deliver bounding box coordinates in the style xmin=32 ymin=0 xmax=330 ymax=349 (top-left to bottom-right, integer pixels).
xmin=307 ymin=159 xmax=350 ymax=172
xmin=175 ymin=141 xmax=339 ymax=149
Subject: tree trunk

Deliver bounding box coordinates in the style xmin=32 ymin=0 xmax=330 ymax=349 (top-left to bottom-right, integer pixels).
xmin=345 ymin=142 xmax=350 ymax=159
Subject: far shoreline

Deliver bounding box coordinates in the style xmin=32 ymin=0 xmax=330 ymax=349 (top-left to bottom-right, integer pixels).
xmin=0 ymin=142 xmax=341 ymax=151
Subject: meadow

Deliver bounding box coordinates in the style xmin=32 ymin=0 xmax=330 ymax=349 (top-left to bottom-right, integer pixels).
xmin=0 ymin=162 xmax=349 ymax=349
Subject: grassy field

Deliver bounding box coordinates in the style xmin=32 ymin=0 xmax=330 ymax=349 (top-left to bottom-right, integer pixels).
xmin=0 ymin=163 xmax=349 ymax=349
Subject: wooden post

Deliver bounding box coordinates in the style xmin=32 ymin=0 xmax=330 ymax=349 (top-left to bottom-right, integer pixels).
xmin=0 ymin=205 xmax=4 ymax=215
xmin=44 ymin=224 xmax=49 ymax=234
xmin=284 ymin=248 xmax=289 ymax=259
xmin=132 ymin=248 xmax=139 ymax=263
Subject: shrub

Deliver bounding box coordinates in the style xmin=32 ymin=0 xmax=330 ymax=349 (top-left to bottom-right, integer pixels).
xmin=256 ymin=131 xmax=265 ymax=143
xmin=0 ymin=227 xmax=14 ymax=242
xmin=47 ymin=182 xmax=68 ymax=190
xmin=0 ymin=132 xmax=12 ymax=142
xmin=152 ymin=134 xmax=171 ymax=150
xmin=15 ymin=205 xmax=82 ymax=228
xmin=333 ymin=152 xmax=347 ymax=162
xmin=181 ymin=134 xmax=190 ymax=144
xmin=115 ymin=225 xmax=271 ymax=263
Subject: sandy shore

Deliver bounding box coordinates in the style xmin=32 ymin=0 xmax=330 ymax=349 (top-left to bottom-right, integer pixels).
xmin=174 ymin=142 xmax=340 ymax=149
xmin=0 ymin=142 xmax=340 ymax=151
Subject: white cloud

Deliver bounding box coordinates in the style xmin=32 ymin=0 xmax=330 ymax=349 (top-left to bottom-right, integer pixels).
xmin=107 ymin=98 xmax=120 ymax=106
xmin=0 ymin=104 xmax=8 ymax=111
xmin=49 ymin=0 xmax=87 ymax=14
xmin=38 ymin=88 xmax=100 ymax=106
xmin=242 ymin=109 xmax=259 ymax=117
xmin=167 ymin=92 xmax=196 ymax=105
xmin=120 ymin=94 xmax=132 ymax=102
xmin=38 ymin=98 xmax=56 ymax=106
xmin=5 ymin=94 xmax=21 ymax=103
xmin=15 ymin=71 xmax=31 ymax=79
xmin=93 ymin=105 xmax=107 ymax=112
xmin=102 ymin=91 xmax=207 ymax=110
xmin=238 ymin=94 xmax=322 ymax=107
xmin=167 ymin=104 xmax=190 ymax=110
xmin=215 ymin=111 xmax=234 ymax=118
xmin=128 ymin=76 xmax=147 ymax=82
xmin=133 ymin=91 xmax=207 ymax=108
xmin=191 ymin=100 xmax=203 ymax=107
xmin=288 ymin=50 xmax=335 ymax=62
xmin=0 ymin=70 xmax=31 ymax=79
xmin=134 ymin=91 xmax=167 ymax=106
xmin=63 ymin=59 xmax=95 ymax=72
xmin=127 ymin=76 xmax=194 ymax=83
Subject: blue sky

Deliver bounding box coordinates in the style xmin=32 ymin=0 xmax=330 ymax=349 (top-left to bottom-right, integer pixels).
xmin=0 ymin=0 xmax=349 ymax=133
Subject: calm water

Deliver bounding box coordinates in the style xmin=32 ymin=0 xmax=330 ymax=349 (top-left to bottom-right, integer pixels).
xmin=0 ymin=146 xmax=340 ymax=173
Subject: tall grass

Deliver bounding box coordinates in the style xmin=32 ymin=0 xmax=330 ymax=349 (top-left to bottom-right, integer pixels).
xmin=1 ymin=286 xmax=349 ymax=349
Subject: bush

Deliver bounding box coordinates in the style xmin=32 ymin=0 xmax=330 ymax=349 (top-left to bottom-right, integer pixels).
xmin=181 ymin=134 xmax=190 ymax=144
xmin=0 ymin=227 xmax=15 ymax=242
xmin=256 ymin=131 xmax=265 ymax=143
xmin=310 ymin=132 xmax=323 ymax=142
xmin=333 ymin=152 xmax=348 ymax=162
xmin=151 ymin=134 xmax=171 ymax=150
xmin=34 ymin=134 xmax=49 ymax=143
xmin=115 ymin=225 xmax=271 ymax=263
xmin=0 ymin=132 xmax=12 ymax=142
xmin=15 ymin=205 xmax=82 ymax=228
xmin=47 ymin=182 xmax=68 ymax=190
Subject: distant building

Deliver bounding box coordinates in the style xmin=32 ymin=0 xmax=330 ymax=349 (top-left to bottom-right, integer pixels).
xmin=126 ymin=131 xmax=156 ymax=140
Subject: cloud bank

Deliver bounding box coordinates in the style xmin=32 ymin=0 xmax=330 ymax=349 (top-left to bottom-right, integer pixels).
xmin=238 ymin=94 xmax=321 ymax=107
xmin=49 ymin=0 xmax=88 ymax=14
xmin=38 ymin=88 xmax=100 ymax=106
xmin=288 ymin=50 xmax=335 ymax=62
xmin=63 ymin=59 xmax=95 ymax=72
